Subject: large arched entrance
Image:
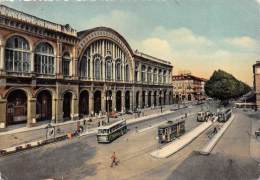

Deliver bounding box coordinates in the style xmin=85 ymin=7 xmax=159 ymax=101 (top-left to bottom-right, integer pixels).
xmin=79 ymin=90 xmax=89 ymax=118
xmin=142 ymin=91 xmax=146 ymax=108
xmin=148 ymin=91 xmax=152 ymax=107
xmin=6 ymin=89 xmax=27 ymax=125
xmin=136 ymin=91 xmax=139 ymax=109
xmin=94 ymin=91 xmax=102 ymax=114
xmin=154 ymin=91 xmax=157 ymax=106
xmin=36 ymin=90 xmax=52 ymax=122
xmin=63 ymin=92 xmax=72 ymax=120
xmin=125 ymin=91 xmax=130 ymax=111
xmin=116 ymin=91 xmax=122 ymax=112
xmin=106 ymin=90 xmax=112 ymax=112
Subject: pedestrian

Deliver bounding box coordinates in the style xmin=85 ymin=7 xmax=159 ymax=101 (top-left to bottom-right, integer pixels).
xmin=110 ymin=152 xmax=118 ymax=167
xmin=213 ymin=127 xmax=218 ymax=134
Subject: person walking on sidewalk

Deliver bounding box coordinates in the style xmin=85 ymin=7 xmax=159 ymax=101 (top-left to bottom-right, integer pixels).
xmin=110 ymin=152 xmax=118 ymax=167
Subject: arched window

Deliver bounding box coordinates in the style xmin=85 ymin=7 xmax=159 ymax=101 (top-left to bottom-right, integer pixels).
xmin=80 ymin=55 xmax=87 ymax=77
xmin=62 ymin=52 xmax=70 ymax=76
xmin=105 ymin=57 xmax=112 ymax=80
xmin=147 ymin=67 xmax=152 ymax=83
xmin=163 ymin=70 xmax=167 ymax=84
xmin=158 ymin=69 xmax=162 ymax=83
xmin=5 ymin=35 xmax=30 ymax=73
xmin=135 ymin=64 xmax=139 ymax=82
xmin=141 ymin=65 xmax=146 ymax=82
xmin=94 ymin=56 xmax=101 ymax=80
xmin=153 ymin=68 xmax=158 ymax=84
xmin=116 ymin=59 xmax=121 ymax=81
xmin=125 ymin=64 xmax=129 ymax=82
xmin=34 ymin=42 xmax=54 ymax=75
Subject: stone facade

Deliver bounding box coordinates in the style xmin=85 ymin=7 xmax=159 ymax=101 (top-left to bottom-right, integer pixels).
xmin=253 ymin=61 xmax=260 ymax=110
xmin=0 ymin=5 xmax=173 ymax=128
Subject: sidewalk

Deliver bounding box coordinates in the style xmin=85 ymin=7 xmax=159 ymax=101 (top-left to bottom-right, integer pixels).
xmin=250 ymin=112 xmax=260 ymax=163
xmin=200 ymin=115 xmax=235 ymax=155
xmin=0 ymin=104 xmax=181 ymax=149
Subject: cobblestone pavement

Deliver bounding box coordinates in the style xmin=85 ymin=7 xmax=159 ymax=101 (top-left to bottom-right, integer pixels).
xmin=0 ymin=103 xmax=210 ymax=180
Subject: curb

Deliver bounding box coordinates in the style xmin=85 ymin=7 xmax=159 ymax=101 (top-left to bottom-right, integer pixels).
xmin=150 ymin=116 xmax=217 ymax=158
xmin=200 ymin=115 xmax=235 ymax=155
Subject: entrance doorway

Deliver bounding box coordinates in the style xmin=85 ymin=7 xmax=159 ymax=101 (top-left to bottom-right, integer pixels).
xmin=94 ymin=91 xmax=101 ymax=114
xmin=63 ymin=92 xmax=72 ymax=120
xmin=116 ymin=91 xmax=122 ymax=112
xmin=6 ymin=89 xmax=27 ymax=125
xmin=36 ymin=90 xmax=52 ymax=121
xmin=79 ymin=90 xmax=89 ymax=118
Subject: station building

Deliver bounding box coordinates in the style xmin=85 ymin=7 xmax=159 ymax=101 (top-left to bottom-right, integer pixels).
xmin=0 ymin=5 xmax=173 ymax=128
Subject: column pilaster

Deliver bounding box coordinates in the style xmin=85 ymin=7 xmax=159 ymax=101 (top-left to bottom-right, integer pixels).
xmin=27 ymin=98 xmax=36 ymax=127
xmin=89 ymin=91 xmax=94 ymax=116
xmin=0 ymin=40 xmax=5 ymax=73
xmin=0 ymin=99 xmax=7 ymax=128
xmin=112 ymin=90 xmax=116 ymax=112
xmin=55 ymin=98 xmax=63 ymax=123
xmin=144 ymin=91 xmax=148 ymax=108
xmin=72 ymin=97 xmax=79 ymax=120
xmin=101 ymin=90 xmax=106 ymax=113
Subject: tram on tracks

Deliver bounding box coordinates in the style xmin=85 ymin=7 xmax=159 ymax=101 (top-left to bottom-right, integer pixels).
xmin=97 ymin=119 xmax=127 ymax=143
xmin=158 ymin=119 xmax=185 ymax=144
xmin=217 ymin=108 xmax=232 ymax=122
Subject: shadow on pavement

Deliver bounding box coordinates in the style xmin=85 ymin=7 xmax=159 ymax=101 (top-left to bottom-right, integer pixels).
xmin=166 ymin=152 xmax=260 ymax=180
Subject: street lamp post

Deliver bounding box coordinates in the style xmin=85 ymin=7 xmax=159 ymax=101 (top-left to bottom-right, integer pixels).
xmin=160 ymin=88 xmax=163 ymax=113
xmin=106 ymin=91 xmax=112 ymax=124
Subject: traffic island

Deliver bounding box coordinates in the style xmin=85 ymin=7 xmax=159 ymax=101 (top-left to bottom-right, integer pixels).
xmin=150 ymin=116 xmax=218 ymax=158
xmin=199 ymin=115 xmax=235 ymax=155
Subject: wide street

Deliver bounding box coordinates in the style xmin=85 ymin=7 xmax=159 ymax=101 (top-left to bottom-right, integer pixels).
xmin=0 ymin=103 xmax=259 ymax=180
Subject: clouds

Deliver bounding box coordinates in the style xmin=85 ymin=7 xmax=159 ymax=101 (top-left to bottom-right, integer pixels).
xmin=132 ymin=26 xmax=258 ymax=85
xmin=73 ymin=7 xmax=257 ymax=85
xmin=224 ymin=36 xmax=258 ymax=49
xmin=152 ymin=26 xmax=214 ymax=48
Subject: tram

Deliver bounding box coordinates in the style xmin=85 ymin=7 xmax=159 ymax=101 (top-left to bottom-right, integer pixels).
xmin=217 ymin=108 xmax=232 ymax=122
xmin=97 ymin=119 xmax=127 ymax=143
xmin=158 ymin=119 xmax=185 ymax=144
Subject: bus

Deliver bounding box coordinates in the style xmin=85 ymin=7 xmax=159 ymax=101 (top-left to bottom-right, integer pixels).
xmin=158 ymin=119 xmax=185 ymax=144
xmin=97 ymin=119 xmax=127 ymax=143
xmin=217 ymin=108 xmax=232 ymax=122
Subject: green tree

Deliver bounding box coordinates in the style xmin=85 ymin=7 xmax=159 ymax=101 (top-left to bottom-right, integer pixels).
xmin=205 ymin=70 xmax=251 ymax=101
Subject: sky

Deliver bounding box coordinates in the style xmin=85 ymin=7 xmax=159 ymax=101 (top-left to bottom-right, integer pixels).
xmin=1 ymin=0 xmax=259 ymax=85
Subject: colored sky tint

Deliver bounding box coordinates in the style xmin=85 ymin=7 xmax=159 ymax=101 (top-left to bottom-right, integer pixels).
xmin=1 ymin=0 xmax=259 ymax=85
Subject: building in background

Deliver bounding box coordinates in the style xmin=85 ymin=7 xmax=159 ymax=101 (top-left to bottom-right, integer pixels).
xmin=0 ymin=5 xmax=173 ymax=129
xmin=253 ymin=61 xmax=260 ymax=110
xmin=172 ymin=73 xmax=207 ymax=102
